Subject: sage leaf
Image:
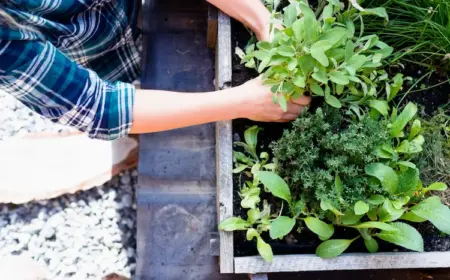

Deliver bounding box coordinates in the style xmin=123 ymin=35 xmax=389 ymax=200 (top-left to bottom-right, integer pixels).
xmin=270 ymin=216 xmax=296 ymax=239
xmin=377 ymin=222 xmax=424 ymax=252
xmin=342 ymin=209 xmax=363 ymax=225
xmin=247 ymin=209 xmax=261 ymax=224
xmin=310 ymin=41 xmax=332 ymax=67
xmin=400 ymin=211 xmax=427 ymax=223
xmin=304 ymin=217 xmax=334 ymax=240
xmin=319 ymin=27 xmax=347 ymax=46
xmin=396 ymin=167 xmax=419 ymax=196
xmin=364 ymin=237 xmax=379 ymax=253
xmin=408 ymin=119 xmax=421 ymax=140
xmin=254 ymin=50 xmax=272 ymax=61
xmin=411 ymin=196 xmax=450 ymax=234
xmin=219 ymin=217 xmax=250 ymax=231
xmin=278 ymin=93 xmax=288 ymax=112
xmin=329 ymin=71 xmax=349 ymax=85
xmin=369 ymin=100 xmax=389 ymax=116
xmin=292 ymin=19 xmax=304 ymax=42
xmin=283 ymin=3 xmax=298 ymax=27
xmin=368 ymin=194 xmax=385 ymax=205
xmin=310 ymin=82 xmax=324 ymax=96
xmin=244 ymin=125 xmax=261 ymax=157
xmin=354 ymin=201 xmax=370 ymax=215
xmin=325 ymin=93 xmax=342 ymax=108
xmin=379 ymin=199 xmax=405 ymax=222
xmin=293 ymin=74 xmax=306 ymax=88
xmin=312 ymin=70 xmax=328 ymax=84
xmin=256 ymin=171 xmax=291 ymax=203
xmin=320 ymin=200 xmax=344 ymax=216
xmin=365 ymin=163 xmax=398 ymax=194
xmin=424 ymin=182 xmax=448 ymax=194
xmin=257 ymin=237 xmax=273 ymax=262
xmin=391 ymin=103 xmax=418 ymax=137
xmin=362 ymin=7 xmax=389 ymax=20
xmin=346 ymin=55 xmax=367 ymax=70
xmin=258 ymin=57 xmax=271 ymax=73
xmin=277 ymin=45 xmax=296 ymax=57
xmin=351 ymin=221 xmax=399 ymax=232
xmin=316 ymin=239 xmax=355 ymax=259
xmin=299 ymin=2 xmax=319 ymax=43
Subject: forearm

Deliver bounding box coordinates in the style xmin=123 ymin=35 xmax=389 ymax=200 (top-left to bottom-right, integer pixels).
xmin=129 ymin=88 xmax=244 ymax=134
xmin=207 ymin=0 xmax=270 ymax=39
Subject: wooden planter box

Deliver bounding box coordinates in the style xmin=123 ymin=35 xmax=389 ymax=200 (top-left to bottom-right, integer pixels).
xmin=214 ymin=13 xmax=450 ymax=274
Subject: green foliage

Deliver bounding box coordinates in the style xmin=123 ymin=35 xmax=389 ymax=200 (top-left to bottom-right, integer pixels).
xmin=271 ymin=108 xmax=390 ymax=206
xmin=238 ymin=0 xmax=396 ymax=110
xmin=219 ymin=0 xmax=450 ymax=262
xmin=364 ymin=0 xmax=450 ymax=70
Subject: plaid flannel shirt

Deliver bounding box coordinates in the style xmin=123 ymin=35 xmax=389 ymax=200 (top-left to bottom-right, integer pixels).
xmin=0 ymin=0 xmax=141 ymax=140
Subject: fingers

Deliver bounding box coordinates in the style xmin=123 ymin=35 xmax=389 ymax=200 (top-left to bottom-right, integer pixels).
xmin=292 ymin=95 xmax=311 ymax=106
xmin=286 ymin=102 xmax=304 ymax=115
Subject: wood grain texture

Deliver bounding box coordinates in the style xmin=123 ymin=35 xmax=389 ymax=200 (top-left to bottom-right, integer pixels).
xmin=235 ymin=252 xmax=450 ymax=274
xmin=207 ymin=4 xmax=218 ymax=49
xmin=215 ymin=10 xmax=234 ymax=274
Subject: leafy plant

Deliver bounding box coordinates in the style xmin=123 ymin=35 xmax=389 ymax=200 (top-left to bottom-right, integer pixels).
xmin=237 ymin=0 xmax=396 ymax=111
xmin=233 ymin=126 xmax=276 ymax=209
xmin=364 ymin=0 xmax=450 ymax=70
xmin=220 ymin=105 xmax=450 ymax=261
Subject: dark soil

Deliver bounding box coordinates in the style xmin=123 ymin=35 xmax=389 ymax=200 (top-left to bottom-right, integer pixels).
xmin=230 ymin=18 xmax=450 ymax=257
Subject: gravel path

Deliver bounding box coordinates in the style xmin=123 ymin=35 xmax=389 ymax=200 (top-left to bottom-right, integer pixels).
xmin=0 ymin=91 xmax=137 ymax=280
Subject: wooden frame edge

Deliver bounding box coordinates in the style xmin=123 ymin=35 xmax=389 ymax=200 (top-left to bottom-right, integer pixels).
xmin=215 ymin=11 xmax=234 ymax=274
xmin=234 ymin=252 xmax=450 ymax=274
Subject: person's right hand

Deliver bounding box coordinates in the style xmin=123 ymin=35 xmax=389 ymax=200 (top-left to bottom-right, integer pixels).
xmin=235 ymin=76 xmax=311 ymax=122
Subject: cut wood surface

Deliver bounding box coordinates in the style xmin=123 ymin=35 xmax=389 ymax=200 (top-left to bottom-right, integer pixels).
xmin=0 ymin=132 xmax=138 ymax=204
xmin=216 ymin=10 xmax=234 ymax=274
xmin=234 ymin=252 xmax=450 ymax=274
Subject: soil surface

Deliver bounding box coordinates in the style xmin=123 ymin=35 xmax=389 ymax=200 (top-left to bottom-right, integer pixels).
xmin=230 ymin=18 xmax=450 ymax=257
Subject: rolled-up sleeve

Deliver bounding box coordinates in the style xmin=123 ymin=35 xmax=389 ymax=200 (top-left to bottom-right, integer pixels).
xmin=0 ymin=39 xmax=135 ymax=141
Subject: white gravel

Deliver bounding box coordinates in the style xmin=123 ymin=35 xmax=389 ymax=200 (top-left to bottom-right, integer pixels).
xmin=0 ymin=90 xmax=137 ymax=279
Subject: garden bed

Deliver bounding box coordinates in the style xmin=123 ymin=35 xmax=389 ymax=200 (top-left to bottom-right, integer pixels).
xmin=216 ymin=1 xmax=450 ymax=274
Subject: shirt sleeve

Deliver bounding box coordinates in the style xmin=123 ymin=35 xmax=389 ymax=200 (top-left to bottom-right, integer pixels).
xmin=0 ymin=39 xmax=135 ymax=141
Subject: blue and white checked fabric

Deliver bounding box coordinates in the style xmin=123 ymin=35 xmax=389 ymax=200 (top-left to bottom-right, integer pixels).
xmin=0 ymin=0 xmax=141 ymax=140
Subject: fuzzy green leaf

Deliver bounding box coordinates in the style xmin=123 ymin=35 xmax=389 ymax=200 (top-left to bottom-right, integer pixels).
xmin=354 ymin=201 xmax=370 ymax=215
xmin=319 ymin=27 xmax=347 ymax=46
xmin=351 ymin=222 xmax=399 ymax=232
xmin=311 ymin=41 xmax=332 ymax=67
xmin=244 ymin=126 xmax=261 ymax=154
xmin=411 ymin=196 xmax=450 ymax=234
xmin=277 ymin=45 xmax=296 ymax=57
xmin=379 ymin=199 xmax=405 ymax=222
xmin=424 ymin=182 xmax=448 ymax=193
xmin=391 ymin=103 xmax=418 ymax=137
xmin=396 ymin=167 xmax=419 ymax=196
xmin=377 ymin=222 xmax=424 ymax=252
xmin=368 ymin=194 xmax=385 ymax=205
xmin=364 ymin=237 xmax=379 ymax=253
xmin=346 ymin=55 xmax=367 ymax=70
xmin=316 ymin=239 xmax=355 ymax=259
xmin=312 ymin=70 xmax=328 ymax=84
xmin=247 ymin=209 xmax=260 ymax=224
xmin=219 ymin=217 xmax=250 ymax=231
xmin=258 ymin=57 xmax=271 ymax=73
xmin=270 ymin=216 xmax=296 ymax=239
xmin=293 ymin=74 xmax=306 ymax=88
xmin=408 ymin=119 xmax=421 ymax=140
xmin=325 ymin=93 xmax=342 ymax=108
xmin=361 ymin=8 xmax=389 ymax=20
xmin=299 ymin=2 xmax=319 ymax=43
xmin=256 ymin=171 xmax=291 ymax=203
xmin=369 ymin=100 xmax=389 ymax=116
xmin=365 ymin=163 xmax=398 ymax=194
xmin=329 ymin=72 xmax=349 ymax=85
xmin=342 ymin=209 xmax=363 ymax=225
xmin=292 ymin=19 xmax=304 ymax=42
xmin=257 ymin=237 xmax=273 ymax=262
xmin=310 ymin=82 xmax=324 ymax=96
xmin=400 ymin=211 xmax=427 ymax=223
xmin=304 ymin=217 xmax=335 ymax=240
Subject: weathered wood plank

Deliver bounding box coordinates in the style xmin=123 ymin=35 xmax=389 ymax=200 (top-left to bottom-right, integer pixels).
xmin=207 ymin=4 xmax=218 ymax=49
xmin=215 ymin=10 xmax=234 ymax=274
xmin=235 ymin=252 xmax=450 ymax=274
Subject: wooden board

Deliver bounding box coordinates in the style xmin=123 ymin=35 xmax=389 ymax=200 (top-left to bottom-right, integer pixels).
xmin=207 ymin=4 xmax=218 ymax=49
xmin=215 ymin=10 xmax=234 ymax=274
xmin=234 ymin=252 xmax=450 ymax=274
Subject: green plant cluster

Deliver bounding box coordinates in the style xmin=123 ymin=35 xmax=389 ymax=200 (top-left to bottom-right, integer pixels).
xmin=236 ymin=0 xmax=399 ymax=112
xmin=364 ymin=0 xmax=450 ymax=70
xmin=219 ymin=0 xmax=450 ymax=262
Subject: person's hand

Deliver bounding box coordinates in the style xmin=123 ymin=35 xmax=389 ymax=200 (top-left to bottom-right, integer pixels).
xmin=235 ymin=76 xmax=311 ymax=122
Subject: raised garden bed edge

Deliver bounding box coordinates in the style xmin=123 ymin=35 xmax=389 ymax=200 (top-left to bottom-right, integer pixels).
xmin=215 ymin=13 xmax=450 ymax=275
